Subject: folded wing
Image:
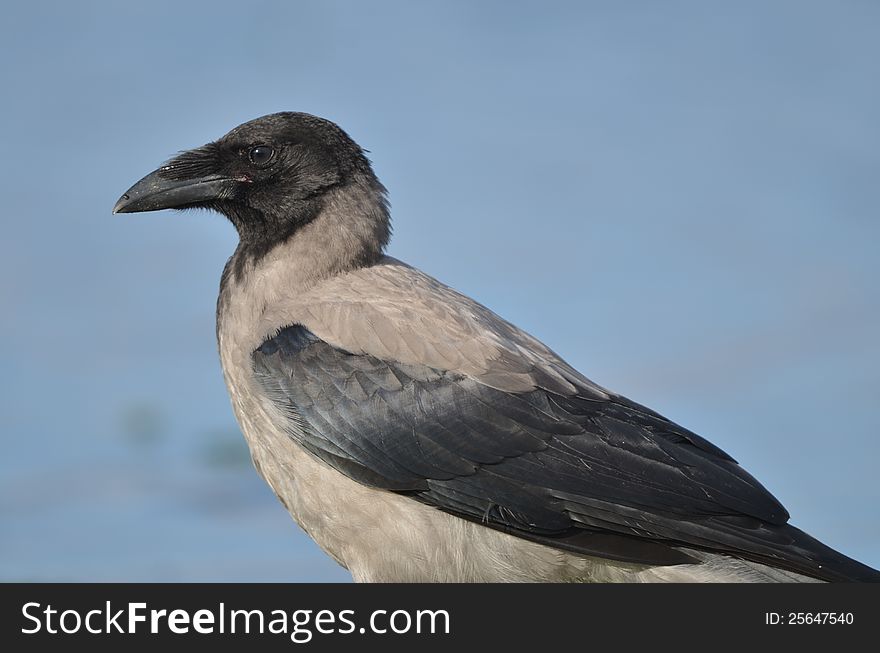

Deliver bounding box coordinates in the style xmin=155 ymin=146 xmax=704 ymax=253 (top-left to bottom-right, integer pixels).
xmin=252 ymin=324 xmax=879 ymax=582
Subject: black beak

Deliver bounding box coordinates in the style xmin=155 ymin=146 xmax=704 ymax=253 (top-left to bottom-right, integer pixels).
xmin=113 ymin=167 xmax=237 ymax=214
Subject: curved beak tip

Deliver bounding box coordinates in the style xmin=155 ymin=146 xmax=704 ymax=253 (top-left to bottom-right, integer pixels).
xmin=112 ymin=193 xmax=132 ymax=214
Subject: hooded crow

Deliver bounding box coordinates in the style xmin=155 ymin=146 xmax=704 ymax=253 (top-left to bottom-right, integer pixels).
xmin=115 ymin=112 xmax=879 ymax=582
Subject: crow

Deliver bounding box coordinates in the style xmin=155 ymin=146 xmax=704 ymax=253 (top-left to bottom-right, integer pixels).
xmin=115 ymin=112 xmax=879 ymax=582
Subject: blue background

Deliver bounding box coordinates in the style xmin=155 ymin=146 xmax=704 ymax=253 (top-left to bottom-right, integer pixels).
xmin=1 ymin=1 xmax=877 ymax=581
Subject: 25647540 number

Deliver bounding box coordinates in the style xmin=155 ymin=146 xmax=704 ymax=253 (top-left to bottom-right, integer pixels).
xmin=765 ymin=612 xmax=854 ymax=625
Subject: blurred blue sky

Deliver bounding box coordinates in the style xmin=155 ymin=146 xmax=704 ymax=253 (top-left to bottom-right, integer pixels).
xmin=0 ymin=1 xmax=877 ymax=580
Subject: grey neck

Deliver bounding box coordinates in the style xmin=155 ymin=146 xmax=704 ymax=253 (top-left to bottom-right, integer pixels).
xmin=219 ymin=173 xmax=390 ymax=309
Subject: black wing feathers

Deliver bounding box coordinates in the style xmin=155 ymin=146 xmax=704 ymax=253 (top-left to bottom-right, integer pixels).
xmin=253 ymin=325 xmax=879 ymax=582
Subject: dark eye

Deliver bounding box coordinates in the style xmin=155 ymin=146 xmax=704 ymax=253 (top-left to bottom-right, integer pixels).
xmin=248 ymin=145 xmax=274 ymax=166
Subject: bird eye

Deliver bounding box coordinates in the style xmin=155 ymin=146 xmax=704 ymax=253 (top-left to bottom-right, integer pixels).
xmin=248 ymin=145 xmax=275 ymax=166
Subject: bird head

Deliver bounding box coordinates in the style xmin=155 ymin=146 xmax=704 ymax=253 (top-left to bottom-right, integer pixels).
xmin=113 ymin=112 xmax=388 ymax=256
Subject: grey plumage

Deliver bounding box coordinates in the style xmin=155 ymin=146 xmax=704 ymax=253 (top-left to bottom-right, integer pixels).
xmin=115 ymin=112 xmax=880 ymax=582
